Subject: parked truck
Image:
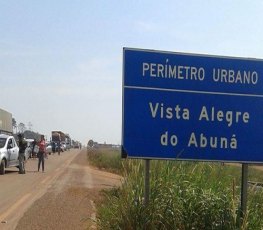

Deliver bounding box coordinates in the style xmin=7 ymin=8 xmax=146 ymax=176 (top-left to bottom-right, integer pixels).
xmin=51 ymin=131 xmax=66 ymax=152
xmin=0 ymin=108 xmax=12 ymax=135
xmin=51 ymin=131 xmax=66 ymax=142
xmin=65 ymin=133 xmax=71 ymax=150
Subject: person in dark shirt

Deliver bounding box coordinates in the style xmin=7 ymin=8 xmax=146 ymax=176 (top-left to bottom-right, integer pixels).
xmin=57 ymin=141 xmax=61 ymax=156
xmin=51 ymin=141 xmax=56 ymax=154
xmin=17 ymin=133 xmax=27 ymax=174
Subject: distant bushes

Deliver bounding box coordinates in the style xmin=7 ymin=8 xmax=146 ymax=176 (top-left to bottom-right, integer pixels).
xmin=87 ymin=148 xmax=263 ymax=229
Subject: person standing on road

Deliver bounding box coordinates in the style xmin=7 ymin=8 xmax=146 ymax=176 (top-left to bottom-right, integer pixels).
xmin=57 ymin=140 xmax=61 ymax=156
xmin=31 ymin=139 xmax=37 ymax=158
xmin=17 ymin=133 xmax=27 ymax=174
xmin=38 ymin=135 xmax=46 ymax=172
xmin=51 ymin=141 xmax=56 ymax=154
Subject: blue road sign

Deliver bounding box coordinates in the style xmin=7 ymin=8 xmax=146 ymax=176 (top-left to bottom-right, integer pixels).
xmin=122 ymin=48 xmax=263 ymax=163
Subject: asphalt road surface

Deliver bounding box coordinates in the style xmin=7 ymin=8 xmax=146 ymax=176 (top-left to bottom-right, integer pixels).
xmin=0 ymin=148 xmax=122 ymax=230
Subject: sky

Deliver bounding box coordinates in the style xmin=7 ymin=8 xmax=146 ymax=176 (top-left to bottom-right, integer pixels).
xmin=1 ymin=0 xmax=263 ymax=145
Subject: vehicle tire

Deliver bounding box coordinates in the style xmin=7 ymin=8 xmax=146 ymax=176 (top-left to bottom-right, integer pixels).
xmin=0 ymin=159 xmax=6 ymax=175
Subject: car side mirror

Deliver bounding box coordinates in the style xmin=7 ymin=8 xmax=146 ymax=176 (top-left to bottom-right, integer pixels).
xmin=7 ymin=144 xmax=12 ymax=149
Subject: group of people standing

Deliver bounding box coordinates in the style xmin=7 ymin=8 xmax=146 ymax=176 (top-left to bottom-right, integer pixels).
xmin=17 ymin=133 xmax=46 ymax=174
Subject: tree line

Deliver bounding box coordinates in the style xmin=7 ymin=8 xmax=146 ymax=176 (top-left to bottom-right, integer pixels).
xmin=12 ymin=118 xmax=41 ymax=140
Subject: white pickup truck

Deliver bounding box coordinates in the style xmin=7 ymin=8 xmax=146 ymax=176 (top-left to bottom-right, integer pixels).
xmin=0 ymin=134 xmax=20 ymax=175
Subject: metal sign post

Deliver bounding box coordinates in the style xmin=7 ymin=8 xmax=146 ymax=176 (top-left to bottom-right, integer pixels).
xmin=144 ymin=159 xmax=150 ymax=206
xmin=240 ymin=163 xmax=248 ymax=220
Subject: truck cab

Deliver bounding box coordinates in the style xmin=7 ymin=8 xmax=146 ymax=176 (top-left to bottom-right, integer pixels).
xmin=0 ymin=134 xmax=20 ymax=175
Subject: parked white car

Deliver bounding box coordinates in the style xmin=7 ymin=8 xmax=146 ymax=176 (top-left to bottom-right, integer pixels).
xmin=0 ymin=134 xmax=20 ymax=175
xmin=46 ymin=142 xmax=52 ymax=155
xmin=61 ymin=142 xmax=67 ymax=152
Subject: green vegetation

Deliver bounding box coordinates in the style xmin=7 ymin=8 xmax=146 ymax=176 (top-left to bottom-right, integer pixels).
xmin=87 ymin=147 xmax=123 ymax=174
xmin=87 ymin=148 xmax=263 ymax=229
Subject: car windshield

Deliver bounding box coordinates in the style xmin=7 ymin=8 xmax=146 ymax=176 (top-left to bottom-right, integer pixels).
xmin=0 ymin=138 xmax=7 ymax=148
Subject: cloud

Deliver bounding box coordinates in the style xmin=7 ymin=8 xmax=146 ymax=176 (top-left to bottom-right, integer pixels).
xmin=77 ymin=57 xmax=120 ymax=75
xmin=0 ymin=40 xmax=47 ymax=58
xmin=75 ymin=56 xmax=122 ymax=87
xmin=134 ymin=20 xmax=159 ymax=33
xmin=0 ymin=50 xmax=43 ymax=58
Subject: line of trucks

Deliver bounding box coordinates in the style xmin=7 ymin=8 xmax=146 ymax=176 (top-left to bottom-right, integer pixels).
xmin=0 ymin=108 xmax=74 ymax=175
xmin=51 ymin=131 xmax=81 ymax=150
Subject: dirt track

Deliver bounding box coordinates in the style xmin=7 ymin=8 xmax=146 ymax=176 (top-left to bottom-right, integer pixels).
xmin=15 ymin=149 xmax=122 ymax=230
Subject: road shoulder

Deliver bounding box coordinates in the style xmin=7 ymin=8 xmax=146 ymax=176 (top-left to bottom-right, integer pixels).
xmin=15 ymin=149 xmax=122 ymax=230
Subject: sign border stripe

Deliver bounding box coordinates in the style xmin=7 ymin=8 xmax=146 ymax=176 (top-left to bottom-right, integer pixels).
xmin=124 ymin=85 xmax=263 ymax=98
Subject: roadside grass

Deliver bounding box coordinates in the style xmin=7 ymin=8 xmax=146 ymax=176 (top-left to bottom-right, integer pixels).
xmin=87 ymin=148 xmax=263 ymax=229
xmin=87 ymin=147 xmax=122 ymax=174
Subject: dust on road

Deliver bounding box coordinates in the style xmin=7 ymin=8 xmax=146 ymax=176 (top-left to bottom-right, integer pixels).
xmin=15 ymin=149 xmax=122 ymax=230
